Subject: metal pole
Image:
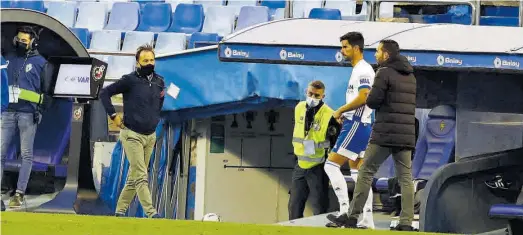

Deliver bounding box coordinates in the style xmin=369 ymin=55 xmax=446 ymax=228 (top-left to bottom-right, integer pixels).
xmin=474 ymin=0 xmax=481 ymax=25
xmin=519 ymin=0 xmax=523 ymax=27
xmin=285 ymin=0 xmax=292 ymax=18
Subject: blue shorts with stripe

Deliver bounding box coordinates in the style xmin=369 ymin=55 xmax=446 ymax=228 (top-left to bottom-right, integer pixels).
xmin=331 ymin=118 xmax=372 ymax=160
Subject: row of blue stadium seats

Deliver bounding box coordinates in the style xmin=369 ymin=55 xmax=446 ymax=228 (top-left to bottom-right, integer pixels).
xmin=2 ymin=1 xmax=284 ymax=34
xmin=2 ymin=1 xmax=520 ymax=29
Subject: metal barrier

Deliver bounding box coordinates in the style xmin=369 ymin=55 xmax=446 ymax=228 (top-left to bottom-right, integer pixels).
xmin=520 ymin=0 xmax=523 ymax=27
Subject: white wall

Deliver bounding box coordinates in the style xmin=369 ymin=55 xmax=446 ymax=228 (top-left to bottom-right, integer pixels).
xmin=194 ymin=107 xmax=324 ymax=223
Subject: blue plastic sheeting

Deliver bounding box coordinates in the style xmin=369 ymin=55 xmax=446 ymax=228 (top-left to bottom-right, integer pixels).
xmin=156 ymin=48 xmax=353 ymax=118
xmin=100 ymin=120 xmax=182 ymax=217
xmin=1 ymin=56 xmax=8 ymax=112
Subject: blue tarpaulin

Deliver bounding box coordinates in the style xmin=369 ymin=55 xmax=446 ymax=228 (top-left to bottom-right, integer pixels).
xmin=157 ymin=48 xmax=354 ymax=119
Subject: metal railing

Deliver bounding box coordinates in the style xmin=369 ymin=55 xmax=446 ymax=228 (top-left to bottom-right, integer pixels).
xmin=286 ymin=0 xmax=522 ymax=27
xmin=369 ymin=0 xmax=479 ymax=25
xmin=519 ymin=0 xmax=523 ymax=27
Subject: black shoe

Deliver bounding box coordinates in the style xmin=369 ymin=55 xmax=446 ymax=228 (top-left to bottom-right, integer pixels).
xmin=325 ymin=213 xmax=358 ymax=228
xmin=8 ymin=193 xmax=23 ymax=208
xmin=115 ymin=212 xmax=125 ymax=217
xmin=391 ymin=224 xmax=418 ymax=231
xmin=485 ymin=175 xmax=512 ymax=190
xmin=1 ymin=200 xmax=5 ymax=211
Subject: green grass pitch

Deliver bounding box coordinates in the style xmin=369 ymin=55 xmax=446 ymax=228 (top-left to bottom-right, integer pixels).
xmin=1 ymin=212 xmax=445 ymax=235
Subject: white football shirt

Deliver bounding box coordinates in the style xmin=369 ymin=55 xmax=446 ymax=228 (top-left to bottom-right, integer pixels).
xmin=342 ymin=59 xmax=376 ymax=124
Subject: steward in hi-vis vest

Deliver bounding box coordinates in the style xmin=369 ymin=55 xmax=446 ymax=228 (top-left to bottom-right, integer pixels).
xmin=288 ymin=80 xmax=341 ymax=221
xmin=292 ymin=100 xmax=333 ymax=169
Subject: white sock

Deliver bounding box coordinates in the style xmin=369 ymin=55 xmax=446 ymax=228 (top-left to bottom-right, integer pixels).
xmin=324 ymin=160 xmax=349 ymax=215
xmin=351 ymin=169 xmax=375 ymax=229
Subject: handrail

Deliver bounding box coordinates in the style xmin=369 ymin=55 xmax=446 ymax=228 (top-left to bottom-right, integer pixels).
xmin=87 ymin=50 xmax=134 ymax=56
xmin=370 ymin=0 xmax=479 ymax=25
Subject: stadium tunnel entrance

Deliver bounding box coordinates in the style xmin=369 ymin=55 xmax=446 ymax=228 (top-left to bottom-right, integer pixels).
xmin=1 ymin=9 xmax=110 ymax=214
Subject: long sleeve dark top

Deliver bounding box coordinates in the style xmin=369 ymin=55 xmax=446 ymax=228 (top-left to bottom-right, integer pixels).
xmin=99 ymin=71 xmax=165 ymax=135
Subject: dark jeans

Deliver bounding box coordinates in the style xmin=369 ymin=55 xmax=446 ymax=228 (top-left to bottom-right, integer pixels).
xmin=288 ymin=162 xmax=329 ymax=220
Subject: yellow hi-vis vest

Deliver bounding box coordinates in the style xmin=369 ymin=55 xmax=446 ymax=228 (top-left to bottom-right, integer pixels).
xmin=292 ymin=101 xmax=334 ymax=169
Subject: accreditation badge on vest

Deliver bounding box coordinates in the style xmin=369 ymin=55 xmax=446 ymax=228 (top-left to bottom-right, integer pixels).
xmin=303 ymin=139 xmax=316 ymax=155
xmin=312 ymin=121 xmax=321 ymax=131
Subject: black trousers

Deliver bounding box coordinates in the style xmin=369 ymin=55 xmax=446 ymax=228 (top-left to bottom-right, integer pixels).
xmin=288 ymin=162 xmax=329 ymax=220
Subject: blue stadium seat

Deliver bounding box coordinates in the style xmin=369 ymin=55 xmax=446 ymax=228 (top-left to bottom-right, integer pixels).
xmin=202 ymin=6 xmax=236 ymax=37
xmin=133 ymin=0 xmax=164 ymax=8
xmin=105 ymin=2 xmax=140 ymax=31
xmin=90 ymin=30 xmax=122 ymax=52
xmin=166 ymin=0 xmax=195 ymax=12
xmin=75 ymin=2 xmax=109 ymax=31
xmin=411 ymin=105 xmax=455 ymax=180
xmin=489 ymin=204 xmax=523 ymax=235
xmin=375 ymin=106 xmax=455 ymax=192
xmin=155 ymin=32 xmax=187 ymax=54
xmin=273 ymin=7 xmax=285 ymax=20
xmin=447 ymin=5 xmax=472 ymax=25
xmin=490 ymin=204 xmax=523 ymax=219
xmin=46 ymin=1 xmax=77 ymax=28
xmin=308 ymin=8 xmax=342 ymax=20
xmin=260 ymin=0 xmax=285 ymax=9
xmin=106 ymin=56 xmax=135 ymax=79
xmin=194 ymin=0 xmax=224 ymax=13
xmin=11 ymin=0 xmax=45 ymax=12
xmin=292 ymin=0 xmax=323 ymax=18
xmin=70 ymin=28 xmax=91 ymax=48
xmin=4 ymin=99 xmax=73 ymax=177
xmin=188 ymin=32 xmax=220 ymax=49
xmin=137 ymin=3 xmax=173 ymax=32
xmin=419 ymin=14 xmax=452 ymax=24
xmin=480 ymin=16 xmax=519 ymax=27
xmin=1 ymin=1 xmax=12 ymax=8
xmin=260 ymin=0 xmax=285 ymax=16
xmin=227 ymin=0 xmax=258 ymax=16
xmin=168 ymin=3 xmax=204 ymax=34
xmin=235 ymin=6 xmax=270 ymax=31
xmin=121 ymin=31 xmax=155 ymax=52
xmin=324 ymin=0 xmax=357 ymax=19
xmin=484 ymin=6 xmax=519 ymax=17
xmin=32 ymin=99 xmax=72 ymax=177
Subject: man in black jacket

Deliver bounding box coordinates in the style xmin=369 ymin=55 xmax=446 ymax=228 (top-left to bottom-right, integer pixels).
xmin=327 ymin=39 xmax=417 ymax=231
xmin=100 ymin=43 xmax=164 ymax=218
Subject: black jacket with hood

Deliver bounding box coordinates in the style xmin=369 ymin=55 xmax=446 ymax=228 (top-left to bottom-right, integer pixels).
xmin=366 ymin=55 xmax=417 ymax=149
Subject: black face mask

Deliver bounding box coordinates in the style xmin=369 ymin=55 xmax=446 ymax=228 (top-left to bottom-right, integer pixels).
xmin=15 ymin=41 xmax=28 ymax=56
xmin=138 ymin=64 xmax=154 ymax=77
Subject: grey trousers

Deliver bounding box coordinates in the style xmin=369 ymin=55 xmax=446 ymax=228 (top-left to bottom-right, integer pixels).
xmin=348 ymin=144 xmax=415 ymax=226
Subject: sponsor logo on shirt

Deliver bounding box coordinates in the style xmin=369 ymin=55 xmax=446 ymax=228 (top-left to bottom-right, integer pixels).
xmin=359 ymin=77 xmax=371 ymax=85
